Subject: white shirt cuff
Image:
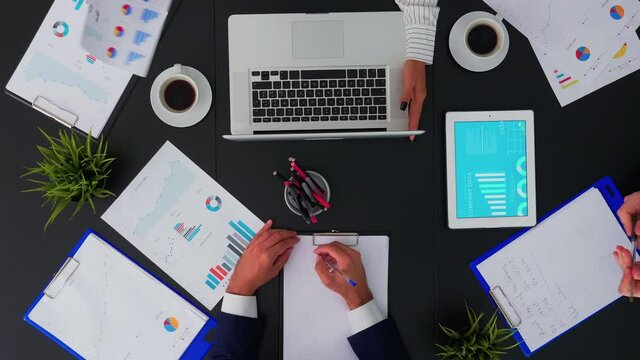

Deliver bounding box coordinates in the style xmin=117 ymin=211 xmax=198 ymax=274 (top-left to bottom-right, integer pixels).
xmin=347 ymin=299 xmax=386 ymax=335
xmin=221 ymin=293 xmax=258 ymax=319
xmin=405 ymin=24 xmax=437 ymax=64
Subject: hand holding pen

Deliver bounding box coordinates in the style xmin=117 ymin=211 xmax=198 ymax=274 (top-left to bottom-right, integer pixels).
xmin=614 ymin=192 xmax=640 ymax=300
xmin=313 ymin=242 xmax=373 ymax=310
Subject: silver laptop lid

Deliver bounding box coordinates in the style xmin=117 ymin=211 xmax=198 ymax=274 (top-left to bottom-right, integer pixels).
xmin=228 ymin=12 xmax=407 ymax=136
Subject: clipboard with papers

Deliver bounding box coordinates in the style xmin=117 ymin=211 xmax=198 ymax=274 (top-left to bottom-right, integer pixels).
xmin=471 ymin=177 xmax=633 ymax=356
xmin=24 ymin=229 xmax=216 ymax=360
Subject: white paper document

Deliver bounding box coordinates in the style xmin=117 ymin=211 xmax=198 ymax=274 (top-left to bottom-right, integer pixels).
xmin=5 ymin=0 xmax=132 ymax=136
xmin=533 ymin=32 xmax=640 ymax=106
xmin=81 ymin=0 xmax=170 ymax=77
xmin=476 ymin=188 xmax=629 ymax=353
xmin=283 ymin=235 xmax=389 ymax=360
xmin=102 ymin=142 xmax=264 ymax=310
xmin=27 ymin=233 xmax=209 ymax=360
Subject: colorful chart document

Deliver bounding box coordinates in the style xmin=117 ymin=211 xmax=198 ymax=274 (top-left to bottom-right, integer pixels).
xmin=484 ymin=0 xmax=640 ymax=105
xmin=26 ymin=232 xmax=210 ymax=359
xmin=102 ymin=142 xmax=263 ymax=310
xmin=81 ymin=0 xmax=171 ymax=77
xmin=5 ymin=0 xmax=132 ymax=136
xmin=533 ymin=32 xmax=640 ymax=106
xmin=454 ymin=120 xmax=529 ymax=219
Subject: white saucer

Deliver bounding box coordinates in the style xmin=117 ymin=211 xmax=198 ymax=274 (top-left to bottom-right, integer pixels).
xmin=150 ymin=65 xmax=213 ymax=128
xmin=449 ymin=12 xmax=510 ymax=72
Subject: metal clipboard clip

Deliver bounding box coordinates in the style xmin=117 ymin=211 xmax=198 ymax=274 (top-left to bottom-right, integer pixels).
xmin=43 ymin=257 xmax=80 ymax=299
xmin=32 ymin=96 xmax=78 ymax=129
xmin=312 ymin=231 xmax=359 ymax=246
xmin=489 ymin=286 xmax=522 ymax=328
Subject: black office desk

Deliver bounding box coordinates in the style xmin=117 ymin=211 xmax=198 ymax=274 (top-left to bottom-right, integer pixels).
xmin=1 ymin=0 xmax=638 ymax=359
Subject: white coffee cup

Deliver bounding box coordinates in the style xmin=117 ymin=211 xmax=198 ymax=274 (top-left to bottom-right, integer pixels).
xmin=464 ymin=17 xmax=505 ymax=58
xmin=449 ymin=11 xmax=510 ymax=72
xmin=157 ymin=64 xmax=199 ymax=114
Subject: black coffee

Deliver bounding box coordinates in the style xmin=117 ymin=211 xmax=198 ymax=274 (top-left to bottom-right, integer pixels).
xmin=164 ymin=79 xmax=196 ymax=111
xmin=467 ymin=24 xmax=498 ymax=55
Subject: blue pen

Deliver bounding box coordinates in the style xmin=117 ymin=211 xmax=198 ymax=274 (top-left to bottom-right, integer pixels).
xmin=321 ymin=256 xmax=357 ymax=287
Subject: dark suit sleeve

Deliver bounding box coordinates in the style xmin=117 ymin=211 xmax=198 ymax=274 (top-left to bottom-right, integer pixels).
xmin=210 ymin=312 xmax=265 ymax=360
xmin=347 ymin=318 xmax=410 ymax=360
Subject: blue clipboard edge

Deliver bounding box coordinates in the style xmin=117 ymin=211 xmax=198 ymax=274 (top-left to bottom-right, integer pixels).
xmin=469 ymin=176 xmax=625 ymax=357
xmin=23 ymin=229 xmax=217 ymax=360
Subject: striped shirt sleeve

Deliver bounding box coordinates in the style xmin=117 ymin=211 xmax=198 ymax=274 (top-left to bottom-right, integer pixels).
xmin=395 ymin=0 xmax=440 ymax=64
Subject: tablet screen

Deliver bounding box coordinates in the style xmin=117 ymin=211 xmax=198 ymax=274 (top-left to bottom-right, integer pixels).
xmin=454 ymin=120 xmax=528 ymax=219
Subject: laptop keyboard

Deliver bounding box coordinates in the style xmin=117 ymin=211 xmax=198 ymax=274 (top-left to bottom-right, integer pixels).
xmin=250 ymin=68 xmax=388 ymax=124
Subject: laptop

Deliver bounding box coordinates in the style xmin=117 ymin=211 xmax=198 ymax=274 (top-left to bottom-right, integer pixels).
xmin=225 ymin=12 xmax=426 ymax=141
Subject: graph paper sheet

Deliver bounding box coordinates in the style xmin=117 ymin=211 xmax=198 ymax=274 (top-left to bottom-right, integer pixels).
xmin=102 ymin=142 xmax=264 ymax=310
xmin=5 ymin=0 xmax=131 ymax=136
xmin=26 ymin=233 xmax=209 ymax=360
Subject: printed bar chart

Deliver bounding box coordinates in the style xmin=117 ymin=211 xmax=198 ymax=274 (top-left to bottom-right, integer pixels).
xmin=205 ymin=221 xmax=257 ymax=291
xmin=174 ymin=222 xmax=202 ymax=242
xmin=476 ymin=172 xmax=507 ymax=216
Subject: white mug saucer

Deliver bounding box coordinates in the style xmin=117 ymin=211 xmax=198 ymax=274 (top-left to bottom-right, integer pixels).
xmin=150 ymin=64 xmax=213 ymax=128
xmin=449 ymin=11 xmax=510 ymax=72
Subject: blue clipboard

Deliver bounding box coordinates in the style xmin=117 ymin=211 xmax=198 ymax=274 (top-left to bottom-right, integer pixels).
xmin=470 ymin=176 xmax=625 ymax=356
xmin=24 ymin=229 xmax=217 ymax=360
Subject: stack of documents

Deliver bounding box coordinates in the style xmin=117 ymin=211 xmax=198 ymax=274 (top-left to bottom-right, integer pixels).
xmin=484 ymin=0 xmax=640 ymax=106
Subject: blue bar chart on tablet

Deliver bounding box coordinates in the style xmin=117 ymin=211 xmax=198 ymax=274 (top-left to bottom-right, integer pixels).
xmin=455 ymin=121 xmax=528 ymax=218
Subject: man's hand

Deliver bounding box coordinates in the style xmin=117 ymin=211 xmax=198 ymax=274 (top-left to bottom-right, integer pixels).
xmin=613 ymin=245 xmax=640 ymax=298
xmin=227 ymin=220 xmax=299 ymax=296
xmin=314 ymin=242 xmax=373 ymax=310
xmin=618 ymin=192 xmax=640 ymax=236
xmin=400 ymin=59 xmax=427 ymax=141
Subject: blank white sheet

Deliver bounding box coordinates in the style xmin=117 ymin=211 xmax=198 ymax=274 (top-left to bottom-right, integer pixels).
xmin=283 ymin=236 xmax=389 ymax=360
xmin=476 ymin=188 xmax=629 ymax=352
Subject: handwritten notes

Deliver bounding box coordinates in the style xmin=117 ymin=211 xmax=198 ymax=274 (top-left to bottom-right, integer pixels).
xmin=477 ymin=188 xmax=629 ymax=352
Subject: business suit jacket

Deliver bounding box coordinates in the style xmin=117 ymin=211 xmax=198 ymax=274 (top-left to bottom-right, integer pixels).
xmin=210 ymin=312 xmax=410 ymax=360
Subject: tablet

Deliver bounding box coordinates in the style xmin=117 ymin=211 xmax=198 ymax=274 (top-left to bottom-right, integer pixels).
xmin=446 ymin=111 xmax=536 ymax=229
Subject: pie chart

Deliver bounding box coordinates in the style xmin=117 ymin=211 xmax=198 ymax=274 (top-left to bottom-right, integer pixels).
xmin=610 ymin=5 xmax=625 ymax=20
xmin=575 ymin=46 xmax=591 ymax=61
xmin=106 ymin=47 xmax=117 ymax=59
xmin=121 ymin=4 xmax=132 ymax=15
xmin=114 ymin=26 xmax=124 ymax=38
xmin=614 ymin=42 xmax=628 ymax=59
xmin=52 ymin=21 xmax=69 ymax=38
xmin=164 ymin=317 xmax=179 ymax=332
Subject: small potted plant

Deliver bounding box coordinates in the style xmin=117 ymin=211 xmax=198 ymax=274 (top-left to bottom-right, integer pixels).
xmin=435 ymin=304 xmax=518 ymax=360
xmin=22 ymin=129 xmax=116 ymax=230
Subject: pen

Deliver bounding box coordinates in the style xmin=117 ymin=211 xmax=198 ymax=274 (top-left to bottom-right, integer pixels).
xmin=321 ymin=256 xmax=357 ymax=287
xmin=289 ymin=160 xmax=325 ymax=197
xmin=631 ymin=233 xmax=637 ymax=303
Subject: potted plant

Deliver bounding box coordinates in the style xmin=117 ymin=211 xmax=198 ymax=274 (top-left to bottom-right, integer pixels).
xmin=22 ymin=129 xmax=116 ymax=230
xmin=435 ymin=304 xmax=518 ymax=360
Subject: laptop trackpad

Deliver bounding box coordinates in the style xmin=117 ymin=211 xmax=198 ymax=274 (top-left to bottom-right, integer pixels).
xmin=292 ymin=21 xmax=344 ymax=59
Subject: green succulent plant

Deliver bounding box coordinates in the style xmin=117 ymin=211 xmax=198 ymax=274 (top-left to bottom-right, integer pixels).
xmin=22 ymin=129 xmax=116 ymax=230
xmin=435 ymin=304 xmax=518 ymax=360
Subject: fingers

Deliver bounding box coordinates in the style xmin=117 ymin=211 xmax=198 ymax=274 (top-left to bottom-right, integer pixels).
xmin=314 ymin=256 xmax=336 ymax=286
xmin=617 ymin=268 xmax=640 ymax=297
xmin=400 ymin=83 xmax=412 ymax=109
xmin=408 ymin=94 xmax=425 ymax=132
xmin=614 ymin=246 xmax=632 ymax=270
xmin=272 ymin=247 xmax=294 ymax=273
xmin=260 ymin=229 xmax=297 ymax=250
xmin=267 ymin=236 xmax=299 ymax=260
xmin=249 ymin=220 xmax=273 ymax=246
xmin=314 ymin=243 xmax=353 ymax=267
xmin=617 ymin=206 xmax=634 ymax=236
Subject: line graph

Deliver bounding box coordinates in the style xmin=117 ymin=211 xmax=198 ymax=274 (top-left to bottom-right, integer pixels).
xmin=134 ymin=161 xmax=196 ymax=237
